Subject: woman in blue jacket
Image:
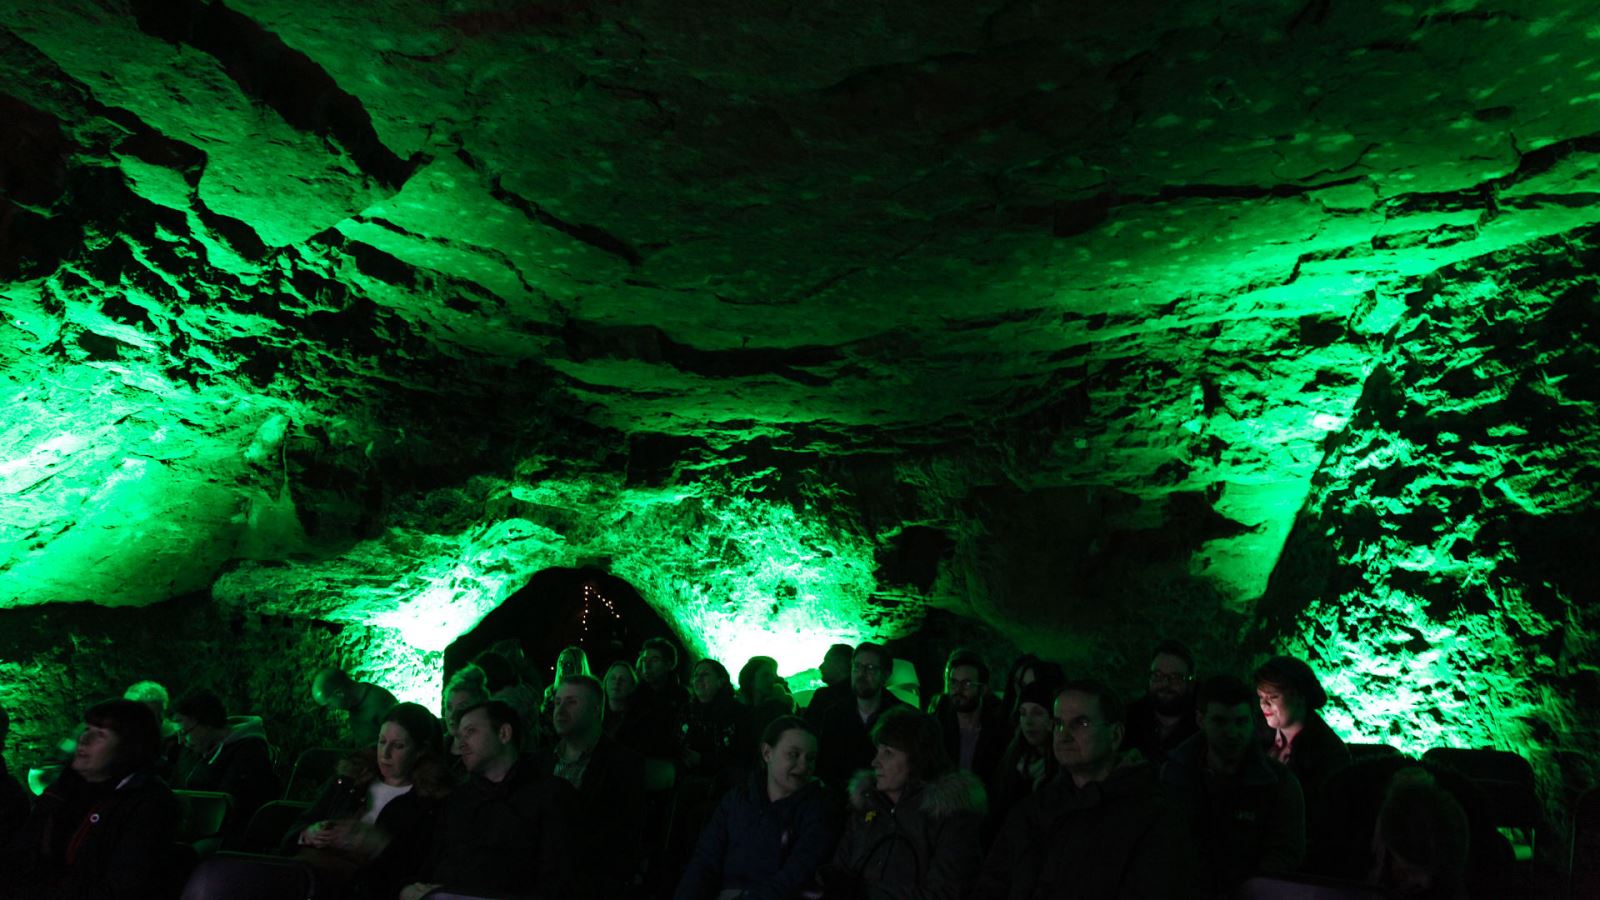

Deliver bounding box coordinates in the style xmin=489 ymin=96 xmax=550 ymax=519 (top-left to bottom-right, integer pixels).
xmin=676 ymin=715 xmax=839 ymax=900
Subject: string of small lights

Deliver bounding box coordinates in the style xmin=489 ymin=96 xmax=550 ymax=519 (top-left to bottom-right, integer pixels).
xmin=578 ymin=581 xmax=622 ymax=642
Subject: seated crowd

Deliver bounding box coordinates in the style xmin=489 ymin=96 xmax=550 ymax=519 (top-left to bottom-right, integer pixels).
xmin=0 ymin=636 xmax=1514 ymax=899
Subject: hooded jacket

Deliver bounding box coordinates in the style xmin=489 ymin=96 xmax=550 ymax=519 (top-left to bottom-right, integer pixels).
xmin=972 ymin=762 xmax=1196 ymax=900
xmin=182 ymin=714 xmax=279 ymax=831
xmin=828 ymin=768 xmax=986 ymax=900
xmin=675 ymin=767 xmax=840 ymax=900
xmin=1 ymin=767 xmax=180 ymax=900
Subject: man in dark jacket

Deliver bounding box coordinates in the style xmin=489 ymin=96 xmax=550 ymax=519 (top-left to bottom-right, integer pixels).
xmin=1161 ymin=676 xmax=1305 ymax=896
xmin=312 ymin=667 xmax=398 ymax=747
xmin=802 ymin=643 xmax=855 ymax=726
xmin=816 ymin=643 xmax=910 ymax=789
xmin=2 ymin=699 xmax=179 ymax=900
xmin=401 ymin=701 xmax=571 ymax=900
xmin=536 ymin=674 xmax=648 ymax=899
xmin=1123 ymin=639 xmax=1199 ymax=767
xmin=173 ymin=690 xmax=280 ymax=837
xmin=973 ymin=680 xmax=1197 ymax=900
xmin=674 ymin=759 xmax=838 ymax=900
xmin=625 ymin=637 xmax=689 ymax=761
xmin=928 ymin=649 xmax=1008 ymax=787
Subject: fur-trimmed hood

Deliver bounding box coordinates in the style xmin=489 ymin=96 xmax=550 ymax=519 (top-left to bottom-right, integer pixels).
xmin=847 ymin=767 xmax=988 ymax=818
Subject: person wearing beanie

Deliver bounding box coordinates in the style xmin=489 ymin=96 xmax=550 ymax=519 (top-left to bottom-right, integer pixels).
xmin=174 ymin=689 xmax=281 ymax=839
xmin=986 ymin=675 xmax=1062 ymax=834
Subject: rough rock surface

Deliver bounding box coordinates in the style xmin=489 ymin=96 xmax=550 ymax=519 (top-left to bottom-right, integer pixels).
xmin=2 ymin=0 xmax=1599 ymax=842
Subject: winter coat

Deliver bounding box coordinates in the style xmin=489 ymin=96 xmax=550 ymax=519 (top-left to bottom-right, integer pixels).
xmin=425 ymin=759 xmax=573 ymax=898
xmin=1276 ymin=711 xmax=1350 ymax=798
xmin=1161 ymin=733 xmax=1305 ymax=895
xmin=826 ymin=768 xmax=986 ymax=900
xmin=815 ymin=694 xmax=911 ymax=791
xmin=928 ymin=695 xmax=1008 ymax=788
xmin=181 ymin=715 xmax=279 ymax=832
xmin=971 ymin=762 xmax=1197 ymax=900
xmin=533 ymin=733 xmax=648 ymax=899
xmin=675 ymin=768 xmax=840 ymax=900
xmin=0 ymin=767 xmax=179 ymax=900
xmin=684 ymin=694 xmax=756 ymax=780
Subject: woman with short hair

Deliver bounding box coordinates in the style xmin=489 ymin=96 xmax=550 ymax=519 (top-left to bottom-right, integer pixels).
xmin=821 ymin=707 xmax=986 ymax=898
xmin=675 ymin=716 xmax=838 ymax=900
xmin=1 ymin=699 xmax=179 ymax=899
xmin=1253 ymin=655 xmax=1351 ymax=795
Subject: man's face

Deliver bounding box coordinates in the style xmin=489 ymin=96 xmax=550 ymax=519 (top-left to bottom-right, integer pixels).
xmin=947 ymin=664 xmax=984 ymax=713
xmin=551 ymin=683 xmax=599 ymax=739
xmin=312 ymin=675 xmax=350 ymax=711
xmin=605 ymin=666 xmax=637 ymax=702
xmin=1052 ymin=690 xmax=1123 ymax=777
xmin=454 ymin=707 xmax=509 ymax=775
xmin=639 ymin=649 xmax=671 ymax=685
xmin=1148 ymin=653 xmax=1193 ymax=712
xmin=819 ymin=651 xmax=850 ymax=686
xmin=690 ymin=663 xmax=724 ymax=705
xmin=1198 ymin=700 xmax=1256 ymax=768
xmin=72 ymin=724 xmax=121 ymax=782
xmin=851 ymin=652 xmax=888 ymax=699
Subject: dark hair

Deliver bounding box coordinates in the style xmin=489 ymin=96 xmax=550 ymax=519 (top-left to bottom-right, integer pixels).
xmin=1057 ymin=679 xmax=1126 ymax=727
xmin=1196 ymin=675 xmax=1255 ymax=711
xmin=343 ymin=703 xmax=451 ymax=798
xmin=944 ymin=648 xmax=990 ymax=685
xmin=1376 ymin=777 xmax=1469 ymax=897
xmin=316 ymin=668 xmax=353 ymax=689
xmin=854 ymin=642 xmax=892 ymax=672
xmin=1253 ymin=656 xmax=1329 ymax=710
xmin=738 ymin=656 xmax=779 ymax=702
xmin=84 ymin=699 xmax=162 ymax=775
xmin=457 ymin=700 xmax=522 ymax=747
xmin=473 ymin=652 xmax=517 ymax=693
xmin=825 ymin=643 xmax=854 ymax=663
xmin=759 ymin=714 xmax=816 ymax=749
xmin=1151 ymin=639 xmax=1195 ymax=674
xmin=641 ymin=637 xmax=679 ymax=669
xmin=445 ymin=665 xmax=490 ymax=700
xmin=870 ymin=707 xmax=951 ymax=782
xmin=692 ymin=659 xmax=735 ymax=703
xmin=174 ymin=690 xmax=228 ymax=729
xmin=383 ymin=703 xmax=444 ymax=755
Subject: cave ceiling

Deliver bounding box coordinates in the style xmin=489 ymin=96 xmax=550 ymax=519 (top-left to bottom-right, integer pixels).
xmin=3 ymin=0 xmax=1599 ymax=665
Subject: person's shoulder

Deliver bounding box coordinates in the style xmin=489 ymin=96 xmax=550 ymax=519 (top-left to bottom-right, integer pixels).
xmin=917 ymin=768 xmax=987 ymax=818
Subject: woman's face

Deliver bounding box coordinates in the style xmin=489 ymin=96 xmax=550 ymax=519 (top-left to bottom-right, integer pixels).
xmin=605 ymin=665 xmax=637 ymax=702
xmin=377 ymin=721 xmax=420 ymax=786
xmin=691 ymin=663 xmax=726 ymax=705
xmin=763 ymin=728 xmax=818 ymax=799
xmin=557 ymin=649 xmax=584 ymax=676
xmin=872 ymin=742 xmax=913 ymax=798
xmin=1257 ymin=684 xmax=1306 ymax=731
xmin=1018 ymin=700 xmax=1052 ymax=749
xmin=72 ymin=723 xmax=122 ymax=783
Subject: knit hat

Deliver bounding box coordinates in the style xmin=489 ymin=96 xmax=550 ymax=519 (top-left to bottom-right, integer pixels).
xmin=1017 ymin=678 xmax=1062 ymax=712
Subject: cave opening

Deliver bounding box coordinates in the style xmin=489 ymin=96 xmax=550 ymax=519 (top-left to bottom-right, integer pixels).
xmin=441 ymin=567 xmax=679 ymax=689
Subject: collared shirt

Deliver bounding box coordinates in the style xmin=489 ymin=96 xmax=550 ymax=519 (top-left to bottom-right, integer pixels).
xmin=552 ymin=743 xmax=594 ymax=789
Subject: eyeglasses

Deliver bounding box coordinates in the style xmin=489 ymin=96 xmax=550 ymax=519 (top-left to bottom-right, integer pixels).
xmin=1053 ymin=716 xmax=1102 ymax=734
xmin=948 ymin=679 xmax=982 ymax=691
xmin=851 ymin=663 xmax=883 ymax=675
xmin=1148 ymin=671 xmax=1193 ymax=685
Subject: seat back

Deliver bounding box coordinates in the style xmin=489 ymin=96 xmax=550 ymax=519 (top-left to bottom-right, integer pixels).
xmin=173 ymin=790 xmax=234 ymax=845
xmin=238 ymin=799 xmax=312 ymax=854
xmin=1234 ymin=874 xmax=1388 ymax=898
xmin=283 ymin=747 xmax=349 ymax=801
xmin=179 ymin=852 xmax=315 ymax=900
xmin=1347 ymin=743 xmax=1401 ymax=761
xmin=1421 ymin=747 xmax=1540 ymax=862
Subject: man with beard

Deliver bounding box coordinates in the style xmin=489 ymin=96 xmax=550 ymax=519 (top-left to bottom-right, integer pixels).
xmin=1123 ymin=639 xmax=1199 ymax=766
xmin=815 ymin=643 xmax=910 ymax=789
xmin=928 ymin=648 xmax=1007 ymax=787
xmin=1161 ymin=675 xmax=1305 ymax=896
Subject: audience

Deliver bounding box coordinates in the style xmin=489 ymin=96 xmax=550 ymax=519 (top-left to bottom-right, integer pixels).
xmin=738 ymin=655 xmax=797 ymax=741
xmin=1123 ymin=639 xmax=1199 ymax=766
xmin=675 ymin=715 xmax=838 ymax=900
xmin=312 ymin=667 xmax=398 ymax=747
xmin=815 ymin=643 xmax=909 ymax=789
xmin=1 ymin=700 xmax=178 ymax=900
xmin=537 ymin=674 xmax=648 ymax=899
xmin=1253 ymin=655 xmax=1351 ymax=799
xmin=285 ymin=702 xmax=450 ymax=898
xmin=802 ymin=643 xmax=855 ymax=726
xmin=173 ymin=689 xmax=281 ymax=835
xmin=0 ymin=705 xmax=33 ymax=848
xmin=973 ymin=680 xmax=1196 ymax=899
xmin=820 ymin=706 xmax=986 ymax=898
xmin=1161 ymin=675 xmax=1305 ymax=896
xmin=928 ymin=648 xmax=1007 ymax=785
xmin=401 ymin=701 xmax=570 ymax=900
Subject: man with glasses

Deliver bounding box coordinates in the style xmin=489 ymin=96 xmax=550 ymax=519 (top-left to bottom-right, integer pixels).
xmin=816 ymin=643 xmax=909 ymax=789
xmin=928 ymin=648 xmax=1006 ymax=785
xmin=972 ymin=680 xmax=1196 ymax=899
xmin=1124 ymin=638 xmax=1199 ymax=766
